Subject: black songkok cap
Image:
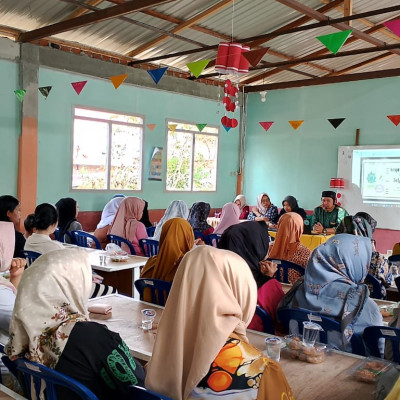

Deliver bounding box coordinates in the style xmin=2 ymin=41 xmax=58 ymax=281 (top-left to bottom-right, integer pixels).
xmin=321 ymin=191 xmax=336 ymax=201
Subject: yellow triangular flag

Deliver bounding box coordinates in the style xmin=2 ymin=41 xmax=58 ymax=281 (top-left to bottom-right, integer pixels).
xmin=110 ymin=74 xmax=128 ymax=89
xmin=147 ymin=124 xmax=156 ymax=131
xmin=168 ymin=124 xmax=177 ymax=132
xmin=186 ymin=59 xmax=210 ymax=78
xmin=288 ymin=120 xmax=304 ymax=130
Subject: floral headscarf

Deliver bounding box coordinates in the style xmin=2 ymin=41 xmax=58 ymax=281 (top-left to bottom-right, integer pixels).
xmin=188 ymin=202 xmax=212 ymax=231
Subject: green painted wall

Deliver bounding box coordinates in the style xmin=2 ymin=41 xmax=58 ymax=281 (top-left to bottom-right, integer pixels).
xmin=244 ymin=77 xmax=400 ymax=211
xmin=0 ymin=60 xmax=20 ymax=194
xmin=38 ymin=68 xmax=240 ymax=211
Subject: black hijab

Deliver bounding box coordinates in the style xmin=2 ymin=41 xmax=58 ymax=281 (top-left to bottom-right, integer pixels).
xmin=188 ymin=202 xmax=212 ymax=231
xmin=218 ymin=221 xmax=270 ymax=288
xmin=140 ymin=200 xmax=152 ymax=228
xmin=55 ymin=198 xmax=77 ymax=239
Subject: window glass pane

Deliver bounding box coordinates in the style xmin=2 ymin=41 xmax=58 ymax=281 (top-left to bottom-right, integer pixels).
xmin=110 ymin=124 xmax=142 ymax=190
xmin=75 ymin=108 xmax=143 ymax=124
xmin=72 ymin=119 xmax=108 ymax=189
xmin=166 ymin=131 xmax=193 ymax=191
xmin=193 ymin=134 xmax=218 ymax=191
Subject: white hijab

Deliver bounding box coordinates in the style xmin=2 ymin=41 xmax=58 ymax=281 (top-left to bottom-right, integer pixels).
xmin=97 ymin=197 xmax=125 ymax=229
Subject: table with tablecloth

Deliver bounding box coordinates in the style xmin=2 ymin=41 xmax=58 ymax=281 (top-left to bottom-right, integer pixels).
xmin=269 ymin=231 xmax=331 ymax=251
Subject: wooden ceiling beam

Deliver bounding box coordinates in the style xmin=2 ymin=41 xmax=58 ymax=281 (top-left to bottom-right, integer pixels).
xmin=18 ymin=0 xmax=175 ymax=42
xmin=63 ymin=0 xmax=104 ymax=20
xmin=343 ymin=0 xmax=353 ymax=26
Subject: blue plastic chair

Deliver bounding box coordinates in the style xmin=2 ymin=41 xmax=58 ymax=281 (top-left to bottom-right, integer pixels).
xmin=129 ymin=385 xmax=172 ymax=400
xmin=54 ymin=227 xmax=64 ymax=243
xmin=268 ymin=259 xmax=305 ymax=284
xmin=254 ymin=305 xmax=275 ymax=334
xmin=146 ymin=226 xmax=156 ymax=237
xmin=71 ymin=231 xmax=101 ymax=250
xmin=193 ymin=231 xmax=209 ymax=245
xmin=22 ymin=250 xmax=42 ymax=267
xmin=364 ymin=326 xmax=400 ymax=363
xmin=107 ymin=234 xmax=136 ymax=255
xmin=365 ymin=273 xmax=384 ymax=299
xmin=134 ymin=278 xmax=172 ymax=306
xmin=208 ymin=233 xmax=222 ymax=247
xmin=139 ymin=239 xmax=159 ymax=257
xmin=277 ymin=307 xmax=366 ymax=356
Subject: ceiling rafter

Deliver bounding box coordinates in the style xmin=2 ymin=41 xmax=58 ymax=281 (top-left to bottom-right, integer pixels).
xmin=63 ymin=0 xmax=104 ymax=20
xmin=18 ymin=0 xmax=176 ymax=42
xmin=344 ymin=0 xmax=353 ymax=26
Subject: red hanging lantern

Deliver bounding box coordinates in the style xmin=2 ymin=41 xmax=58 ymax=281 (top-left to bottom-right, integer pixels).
xmin=216 ymin=42 xmax=250 ymax=75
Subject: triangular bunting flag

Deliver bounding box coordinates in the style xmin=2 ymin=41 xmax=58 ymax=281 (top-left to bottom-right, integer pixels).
xmin=168 ymin=124 xmax=177 ymax=132
xmin=328 ymin=118 xmax=346 ymax=129
xmin=187 ymin=59 xmax=210 ymax=78
xmin=38 ymin=86 xmax=52 ymax=99
xmin=289 ymin=120 xmax=304 ymax=130
xmin=196 ymin=124 xmax=207 ymax=132
xmin=147 ymin=67 xmax=168 ymax=85
xmin=387 ymin=115 xmax=400 ymax=127
xmin=14 ymin=89 xmax=26 ymax=102
xmin=71 ymin=81 xmax=87 ymax=95
xmin=242 ymin=48 xmax=269 ymax=67
xmin=147 ymin=124 xmax=156 ymax=131
xmin=222 ymin=125 xmax=231 ymax=132
xmin=383 ymin=19 xmax=400 ymax=38
xmin=259 ymin=121 xmax=274 ymax=132
xmin=316 ymin=29 xmax=352 ymax=54
xmin=110 ymin=74 xmax=128 ymax=89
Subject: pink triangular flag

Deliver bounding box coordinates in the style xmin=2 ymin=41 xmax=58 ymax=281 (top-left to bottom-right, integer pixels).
xmin=259 ymin=121 xmax=274 ymax=132
xmin=71 ymin=81 xmax=87 ymax=95
xmin=383 ymin=19 xmax=400 ymax=38
xmin=147 ymin=124 xmax=156 ymax=131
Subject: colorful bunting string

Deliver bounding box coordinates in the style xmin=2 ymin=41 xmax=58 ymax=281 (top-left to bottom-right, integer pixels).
xmin=387 ymin=115 xmax=400 ymax=127
xmin=38 ymin=86 xmax=52 ymax=99
xmin=259 ymin=121 xmax=274 ymax=132
xmin=196 ymin=124 xmax=207 ymax=132
xmin=147 ymin=124 xmax=156 ymax=131
xmin=328 ymin=118 xmax=345 ymax=129
xmin=14 ymin=89 xmax=26 ymax=102
xmin=383 ymin=19 xmax=400 ymax=38
xmin=71 ymin=81 xmax=87 ymax=95
xmin=242 ymin=48 xmax=269 ymax=68
xmin=316 ymin=29 xmax=352 ymax=54
xmin=110 ymin=74 xmax=128 ymax=89
xmin=147 ymin=67 xmax=168 ymax=85
xmin=187 ymin=59 xmax=210 ymax=78
xmin=288 ymin=120 xmax=304 ymax=130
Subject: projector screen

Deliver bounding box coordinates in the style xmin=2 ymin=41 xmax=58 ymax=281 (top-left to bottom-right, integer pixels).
xmin=338 ymin=146 xmax=400 ymax=230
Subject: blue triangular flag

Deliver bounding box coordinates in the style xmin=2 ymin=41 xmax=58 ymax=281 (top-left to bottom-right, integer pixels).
xmin=147 ymin=67 xmax=168 ymax=85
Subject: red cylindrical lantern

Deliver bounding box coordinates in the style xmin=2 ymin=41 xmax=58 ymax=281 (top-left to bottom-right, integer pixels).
xmin=238 ymin=45 xmax=250 ymax=74
xmin=215 ymin=42 xmax=230 ymax=74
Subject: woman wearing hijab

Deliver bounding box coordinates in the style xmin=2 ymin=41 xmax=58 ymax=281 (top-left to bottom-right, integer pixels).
xmin=278 ymin=195 xmax=307 ymax=221
xmin=5 ymin=248 xmax=145 ymax=399
xmin=187 ymin=201 xmax=213 ymax=235
xmin=108 ymin=197 xmax=147 ymax=256
xmin=247 ymin=193 xmax=279 ymax=225
xmin=140 ymin=200 xmax=152 ymax=228
xmin=0 ymin=195 xmax=25 ymax=258
xmin=234 ymin=194 xmax=249 ymax=220
xmin=146 ymin=246 xmax=293 ymax=400
xmin=93 ymin=197 xmax=125 ymax=248
xmin=278 ymin=234 xmax=383 ymax=351
xmin=55 ymin=197 xmax=82 ymax=244
xmin=213 ymin=202 xmax=241 ymax=235
xmin=152 ymin=200 xmax=189 ymax=241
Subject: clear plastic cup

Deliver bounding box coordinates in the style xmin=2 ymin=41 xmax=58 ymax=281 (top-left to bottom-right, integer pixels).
xmin=141 ymin=309 xmax=156 ymax=330
xmin=265 ymin=337 xmax=282 ymax=361
xmin=302 ymin=321 xmax=322 ymax=347
xmin=99 ymin=255 xmax=106 ymax=265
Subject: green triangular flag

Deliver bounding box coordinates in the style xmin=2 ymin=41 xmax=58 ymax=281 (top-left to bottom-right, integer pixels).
xmin=196 ymin=124 xmax=207 ymax=132
xmin=14 ymin=89 xmax=27 ymax=102
xmin=187 ymin=59 xmax=210 ymax=78
xmin=316 ymin=29 xmax=352 ymax=54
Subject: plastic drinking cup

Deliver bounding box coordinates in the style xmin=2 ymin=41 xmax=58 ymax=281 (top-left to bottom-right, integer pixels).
xmin=141 ymin=309 xmax=156 ymax=330
xmin=265 ymin=337 xmax=282 ymax=361
xmin=99 ymin=255 xmax=106 ymax=264
xmin=302 ymin=321 xmax=321 ymax=347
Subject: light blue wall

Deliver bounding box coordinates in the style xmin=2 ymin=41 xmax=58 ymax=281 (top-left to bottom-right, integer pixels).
xmin=0 ymin=60 xmax=20 ymax=194
xmin=38 ymin=68 xmax=240 ymax=210
xmin=244 ymin=77 xmax=400 ymax=210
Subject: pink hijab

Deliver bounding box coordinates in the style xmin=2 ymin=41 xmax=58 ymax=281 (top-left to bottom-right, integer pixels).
xmin=213 ymin=202 xmax=241 ymax=235
xmin=0 ymin=222 xmax=18 ymax=293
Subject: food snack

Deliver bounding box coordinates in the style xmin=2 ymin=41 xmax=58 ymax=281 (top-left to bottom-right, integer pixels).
xmin=350 ymin=358 xmax=391 ymax=383
xmin=284 ymin=335 xmax=328 ymax=364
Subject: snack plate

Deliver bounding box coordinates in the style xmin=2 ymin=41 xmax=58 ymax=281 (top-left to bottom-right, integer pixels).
xmin=110 ymin=255 xmax=129 ymax=262
xmin=379 ymin=305 xmax=394 ymax=317
xmin=348 ymin=357 xmax=392 ymax=383
xmin=283 ymin=334 xmax=330 ymax=364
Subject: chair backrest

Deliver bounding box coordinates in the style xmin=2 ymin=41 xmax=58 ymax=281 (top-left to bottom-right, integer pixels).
xmin=139 ymin=239 xmax=159 ymax=257
xmin=107 ymin=234 xmax=136 ymax=255
xmin=255 ymin=305 xmax=275 ymax=334
xmin=364 ymin=326 xmax=400 ymax=363
xmin=129 ymin=385 xmax=172 ymax=400
xmin=71 ymin=230 xmax=101 ymax=249
xmin=54 ymin=227 xmax=64 ymax=243
xmin=365 ymin=273 xmax=383 ymax=299
xmin=134 ymin=278 xmax=172 ymax=306
xmin=4 ymin=357 xmax=98 ymax=400
xmin=193 ymin=230 xmax=209 ymax=244
xmin=268 ymin=259 xmax=305 ymax=284
xmin=277 ymin=307 xmax=365 ymax=356
xmin=208 ymin=233 xmax=222 ymax=247
xmin=22 ymin=250 xmax=42 ymax=267
xmin=146 ymin=226 xmax=156 ymax=237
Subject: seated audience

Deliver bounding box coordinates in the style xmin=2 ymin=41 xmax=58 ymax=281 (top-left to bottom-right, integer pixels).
xmin=188 ymin=201 xmax=214 ymax=235
xmin=310 ymin=190 xmax=348 ymax=234
xmin=55 ymin=197 xmax=82 ymax=243
xmin=23 ymin=213 xmax=35 ymax=239
xmin=146 ymin=245 xmax=293 ymax=400
xmin=5 ymin=248 xmax=145 ymax=400
xmin=24 ymin=203 xmax=64 ymax=254
xmin=108 ymin=197 xmax=147 ymax=256
xmin=278 ymin=195 xmax=307 ymax=221
xmin=0 ymin=222 xmax=25 ymax=337
xmin=0 ymin=195 xmax=25 ymax=258
xmin=336 ymin=213 xmax=392 ymax=298
xmin=93 ymin=196 xmax=125 ymax=248
xmin=140 ymin=200 xmax=152 ymax=228
xmin=247 ymin=193 xmax=279 ymax=225
xmin=213 ymin=202 xmax=241 ymax=235
xmin=152 ymin=200 xmax=189 ymax=241
xmin=278 ymin=234 xmax=383 ymax=352
xmin=234 ymin=194 xmax=250 ymax=220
